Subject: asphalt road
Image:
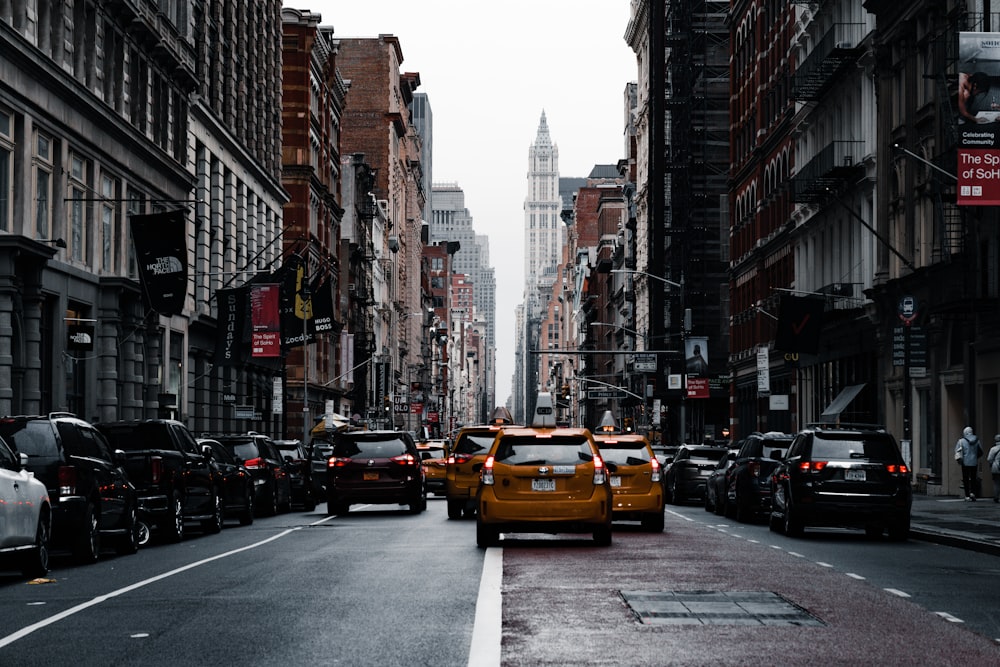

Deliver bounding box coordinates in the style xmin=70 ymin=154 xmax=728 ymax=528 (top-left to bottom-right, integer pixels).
xmin=2 ymin=498 xmax=999 ymax=665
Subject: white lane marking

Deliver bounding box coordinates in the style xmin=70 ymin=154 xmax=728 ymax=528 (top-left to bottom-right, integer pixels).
xmin=130 ymin=633 xmax=150 ymax=638
xmin=935 ymin=611 xmax=965 ymax=623
xmin=787 ymin=552 xmax=804 ymax=558
xmin=666 ymin=509 xmax=694 ymax=522
xmin=816 ymin=562 xmax=834 ymax=568
xmin=746 ymin=539 xmax=760 ymax=544
xmin=468 ymin=547 xmax=503 ymax=667
xmin=884 ymin=588 xmax=911 ymax=598
xmin=770 ymin=545 xmax=783 ymax=550
xmin=0 ymin=526 xmax=302 ymax=649
xmin=846 ymin=573 xmax=865 ymax=580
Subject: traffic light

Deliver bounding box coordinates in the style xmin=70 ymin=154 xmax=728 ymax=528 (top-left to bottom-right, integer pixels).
xmin=384 ymin=395 xmax=392 ymax=412
xmin=623 ymin=417 xmax=633 ymax=432
xmin=560 ymin=384 xmax=571 ymax=400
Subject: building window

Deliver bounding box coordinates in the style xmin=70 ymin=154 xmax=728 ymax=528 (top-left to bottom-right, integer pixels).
xmin=168 ymin=330 xmax=184 ymax=397
xmin=69 ymin=153 xmax=90 ymax=262
xmin=34 ymin=130 xmax=53 ymax=240
xmin=100 ymin=173 xmax=118 ymax=272
xmin=0 ymin=108 xmax=11 ymax=231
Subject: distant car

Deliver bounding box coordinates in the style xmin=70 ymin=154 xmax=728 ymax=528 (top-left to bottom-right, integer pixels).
xmin=209 ymin=433 xmax=292 ymax=517
xmin=3 ymin=413 xmax=139 ymax=561
xmin=0 ymin=435 xmax=51 ymax=577
xmin=704 ymin=447 xmax=739 ymax=516
xmin=416 ymin=441 xmax=449 ymax=496
xmin=728 ymin=432 xmax=793 ymax=522
xmin=325 ymin=430 xmax=426 ymax=515
xmin=198 ymin=438 xmax=255 ymax=527
xmin=476 ymin=393 xmax=613 ymax=548
xmin=664 ymin=444 xmax=729 ymax=504
xmin=651 ymin=444 xmax=680 ymax=469
xmin=446 ymin=407 xmax=515 ymax=519
xmin=306 ymin=440 xmax=334 ymax=501
xmin=770 ymin=423 xmax=912 ymax=540
xmin=274 ymin=439 xmax=316 ymax=511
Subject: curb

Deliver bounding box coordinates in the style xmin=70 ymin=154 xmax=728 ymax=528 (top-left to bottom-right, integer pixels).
xmin=909 ymin=528 xmax=1000 ymax=557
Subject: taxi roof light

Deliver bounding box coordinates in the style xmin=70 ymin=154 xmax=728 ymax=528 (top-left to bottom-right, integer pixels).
xmin=531 ymin=392 xmax=557 ymax=428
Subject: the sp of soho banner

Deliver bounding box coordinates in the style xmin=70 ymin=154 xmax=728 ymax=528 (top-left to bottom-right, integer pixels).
xmin=957 ymin=32 xmax=1000 ymax=205
xmin=130 ymin=210 xmax=188 ymax=314
xmin=250 ymin=283 xmax=281 ymax=358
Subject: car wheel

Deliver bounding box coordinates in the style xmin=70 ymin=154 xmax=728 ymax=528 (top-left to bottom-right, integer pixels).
xmin=136 ymin=516 xmax=152 ymax=546
xmin=476 ymin=518 xmax=498 ymax=548
xmin=887 ymin=516 xmax=910 ymax=542
xmin=21 ymin=511 xmax=51 ymax=578
xmin=162 ymin=492 xmax=185 ymax=543
xmin=72 ymin=501 xmax=101 ymax=564
xmin=593 ymin=523 xmax=613 ymax=546
xmin=239 ymin=488 xmax=255 ymax=526
xmin=864 ymin=524 xmax=883 ymax=539
xmin=447 ymin=499 xmax=464 ymax=520
xmin=410 ymin=488 xmax=427 ymax=514
xmin=704 ymin=489 xmax=714 ymax=512
xmin=116 ymin=507 xmax=140 ymax=555
xmin=783 ymin=498 xmax=804 ymax=537
xmin=641 ymin=511 xmax=665 ymax=533
xmin=671 ymin=479 xmax=684 ymax=505
xmin=260 ymin=483 xmax=278 ymax=517
xmin=301 ymin=491 xmax=317 ymax=513
xmin=768 ymin=510 xmax=782 ymax=533
xmin=714 ymin=491 xmax=726 ymax=516
xmin=203 ymin=491 xmax=223 ymax=534
xmin=735 ymin=491 xmax=750 ymax=523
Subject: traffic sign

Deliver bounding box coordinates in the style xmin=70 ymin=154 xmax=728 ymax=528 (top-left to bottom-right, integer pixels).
xmin=588 ymin=389 xmax=627 ymax=399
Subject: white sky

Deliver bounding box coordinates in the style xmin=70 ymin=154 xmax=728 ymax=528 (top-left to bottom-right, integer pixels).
xmin=301 ymin=1 xmax=637 ymax=405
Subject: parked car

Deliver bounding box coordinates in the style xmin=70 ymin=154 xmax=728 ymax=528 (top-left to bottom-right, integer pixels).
xmin=704 ymin=447 xmax=739 ymax=516
xmin=728 ymin=431 xmax=793 ymax=522
xmin=198 ymin=438 xmax=255 ymax=527
xmin=416 ymin=440 xmax=449 ymax=496
xmin=446 ymin=407 xmax=514 ymax=519
xmin=274 ymin=439 xmax=316 ymax=511
xmin=592 ymin=411 xmax=664 ymax=532
xmin=476 ymin=392 xmax=613 ymax=548
xmin=0 ymin=434 xmax=51 ymax=577
xmin=651 ymin=444 xmax=680 ymax=469
xmin=769 ymin=423 xmax=912 ymax=540
xmin=307 ymin=440 xmax=333 ymax=501
xmin=1 ymin=413 xmax=139 ymax=562
xmin=209 ymin=433 xmax=292 ymax=517
xmin=325 ymin=430 xmax=426 ymax=515
xmin=96 ymin=419 xmax=219 ymax=543
xmin=664 ymin=444 xmax=729 ymax=505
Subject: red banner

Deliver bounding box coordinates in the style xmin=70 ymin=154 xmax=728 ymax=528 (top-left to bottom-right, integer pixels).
xmin=686 ymin=377 xmax=710 ymax=399
xmin=250 ymin=284 xmax=281 ymax=357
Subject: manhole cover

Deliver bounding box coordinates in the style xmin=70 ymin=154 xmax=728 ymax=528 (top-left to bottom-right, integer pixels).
xmin=621 ymin=590 xmax=824 ymax=627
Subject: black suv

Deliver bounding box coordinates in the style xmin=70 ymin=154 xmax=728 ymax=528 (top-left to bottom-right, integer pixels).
xmin=0 ymin=413 xmax=139 ymax=562
xmin=325 ymin=430 xmax=426 ymax=515
xmin=210 ymin=433 xmax=292 ymax=517
xmin=769 ymin=423 xmax=911 ymax=540
xmin=274 ymin=439 xmax=316 ymax=511
xmin=727 ymin=431 xmax=794 ymax=522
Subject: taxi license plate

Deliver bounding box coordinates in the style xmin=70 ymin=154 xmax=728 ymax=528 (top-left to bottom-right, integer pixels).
xmin=844 ymin=469 xmax=866 ymax=482
xmin=532 ymin=478 xmax=556 ymax=491
xmin=610 ymin=476 xmax=622 ymax=488
xmin=363 ymin=471 xmax=379 ymax=481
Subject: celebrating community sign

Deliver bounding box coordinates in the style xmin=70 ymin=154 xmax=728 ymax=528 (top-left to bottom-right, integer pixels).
xmin=958 ymin=32 xmax=1000 ymax=205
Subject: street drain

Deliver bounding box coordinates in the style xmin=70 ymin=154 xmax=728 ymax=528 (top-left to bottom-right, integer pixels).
xmin=621 ymin=590 xmax=824 ymax=627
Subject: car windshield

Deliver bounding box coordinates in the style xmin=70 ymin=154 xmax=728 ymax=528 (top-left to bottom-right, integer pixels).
xmin=223 ymin=441 xmax=262 ymax=461
xmin=493 ymin=435 xmax=594 ymax=465
xmin=686 ymin=447 xmax=727 ymax=462
xmin=0 ymin=420 xmax=56 ymax=457
xmin=276 ymin=446 xmax=302 ymax=459
xmin=811 ymin=436 xmax=899 ymax=461
xmin=597 ymin=442 xmax=651 ymax=466
xmin=332 ymin=437 xmax=408 ymax=458
xmin=762 ymin=445 xmax=788 ymax=459
xmin=207 ymin=442 xmax=235 ymax=464
xmin=455 ymin=433 xmax=496 ymax=455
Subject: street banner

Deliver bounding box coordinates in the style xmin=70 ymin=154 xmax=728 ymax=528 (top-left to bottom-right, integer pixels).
xmin=67 ymin=323 xmax=94 ymax=351
xmin=309 ymin=273 xmax=335 ymax=335
xmin=214 ymin=285 xmax=249 ymax=367
xmin=130 ymin=210 xmax=187 ymax=315
xmin=774 ymin=295 xmax=824 ymax=354
xmin=250 ymin=283 xmax=281 ymax=358
xmin=277 ymin=254 xmax=314 ymax=349
xmin=958 ymin=32 xmax=1000 ymax=205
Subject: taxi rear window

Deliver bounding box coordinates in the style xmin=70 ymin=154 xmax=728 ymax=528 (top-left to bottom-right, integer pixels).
xmin=493 ymin=435 xmax=594 ymax=466
xmin=455 ymin=433 xmax=496 ymax=455
xmin=597 ymin=441 xmax=651 ymax=466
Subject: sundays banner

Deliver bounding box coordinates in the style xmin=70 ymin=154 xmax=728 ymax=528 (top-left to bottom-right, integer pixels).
xmin=214 ymin=285 xmax=249 ymax=367
xmin=130 ymin=210 xmax=188 ymax=315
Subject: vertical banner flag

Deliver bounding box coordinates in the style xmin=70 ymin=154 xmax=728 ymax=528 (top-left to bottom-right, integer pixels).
xmin=308 ymin=274 xmax=335 ymax=335
xmin=958 ymin=32 xmax=1000 ymax=205
xmin=250 ymin=283 xmax=281 ymax=357
xmin=279 ymin=254 xmax=311 ymax=349
xmin=214 ymin=286 xmax=249 ymax=366
xmin=774 ymin=295 xmax=825 ymax=354
xmin=130 ymin=210 xmax=188 ymax=315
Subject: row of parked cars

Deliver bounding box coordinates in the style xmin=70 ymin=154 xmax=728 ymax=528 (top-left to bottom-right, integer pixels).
xmin=0 ymin=413 xmax=322 ymax=578
xmin=676 ymin=424 xmax=913 ymax=540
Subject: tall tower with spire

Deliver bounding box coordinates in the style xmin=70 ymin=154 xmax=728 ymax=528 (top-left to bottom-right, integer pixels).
xmin=523 ymin=111 xmax=563 ymax=292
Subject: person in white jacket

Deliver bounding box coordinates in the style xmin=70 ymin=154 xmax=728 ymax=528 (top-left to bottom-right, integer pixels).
xmin=987 ymin=435 xmax=1000 ymax=503
xmin=955 ymin=426 xmax=984 ymax=500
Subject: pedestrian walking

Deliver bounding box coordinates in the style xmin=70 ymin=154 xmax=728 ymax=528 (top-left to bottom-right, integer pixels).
xmin=987 ymin=434 xmax=1000 ymax=503
xmin=955 ymin=426 xmax=984 ymax=500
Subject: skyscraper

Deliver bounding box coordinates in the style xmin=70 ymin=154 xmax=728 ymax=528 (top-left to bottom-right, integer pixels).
xmin=523 ymin=111 xmax=564 ymax=292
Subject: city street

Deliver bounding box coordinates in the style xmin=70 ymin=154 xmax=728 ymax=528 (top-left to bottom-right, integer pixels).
xmin=1 ymin=499 xmax=998 ymax=665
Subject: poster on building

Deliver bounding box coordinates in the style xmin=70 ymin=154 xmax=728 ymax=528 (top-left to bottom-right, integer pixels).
xmin=957 ymin=32 xmax=1000 ymax=205
xmin=250 ymin=283 xmax=281 ymax=358
xmin=130 ymin=209 xmax=188 ymax=315
xmin=684 ymin=336 xmax=709 ymax=376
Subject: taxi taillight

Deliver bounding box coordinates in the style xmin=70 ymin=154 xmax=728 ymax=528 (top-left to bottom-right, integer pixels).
xmin=650 ymin=456 xmax=661 ymax=483
xmin=481 ymin=455 xmax=496 ymax=485
xmin=593 ymin=453 xmax=606 ymax=485
xmin=450 ymin=452 xmax=474 ymax=465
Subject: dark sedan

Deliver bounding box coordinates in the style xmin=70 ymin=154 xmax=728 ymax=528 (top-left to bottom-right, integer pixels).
xmin=704 ymin=447 xmax=739 ymax=515
xmin=728 ymin=431 xmax=793 ymax=522
xmin=665 ymin=444 xmax=729 ymax=504
xmin=199 ymin=438 xmax=255 ymax=527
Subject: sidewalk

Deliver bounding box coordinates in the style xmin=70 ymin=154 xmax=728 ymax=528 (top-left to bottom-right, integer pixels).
xmin=910 ymin=492 xmax=1000 ymax=555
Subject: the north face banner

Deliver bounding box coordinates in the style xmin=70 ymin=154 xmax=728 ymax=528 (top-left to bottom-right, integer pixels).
xmin=130 ymin=210 xmax=188 ymax=315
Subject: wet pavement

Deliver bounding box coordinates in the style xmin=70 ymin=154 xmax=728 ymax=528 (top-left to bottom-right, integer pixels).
xmin=910 ymin=492 xmax=1000 ymax=555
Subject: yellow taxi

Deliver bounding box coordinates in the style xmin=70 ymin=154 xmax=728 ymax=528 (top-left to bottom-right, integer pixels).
xmin=476 ymin=393 xmax=613 ymax=547
xmin=445 ymin=407 xmax=514 ymax=519
xmin=592 ymin=411 xmax=665 ymax=532
xmin=416 ymin=440 xmax=450 ymax=496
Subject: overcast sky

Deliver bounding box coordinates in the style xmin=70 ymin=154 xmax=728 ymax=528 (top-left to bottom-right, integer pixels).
xmin=302 ymin=1 xmax=637 ymax=405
